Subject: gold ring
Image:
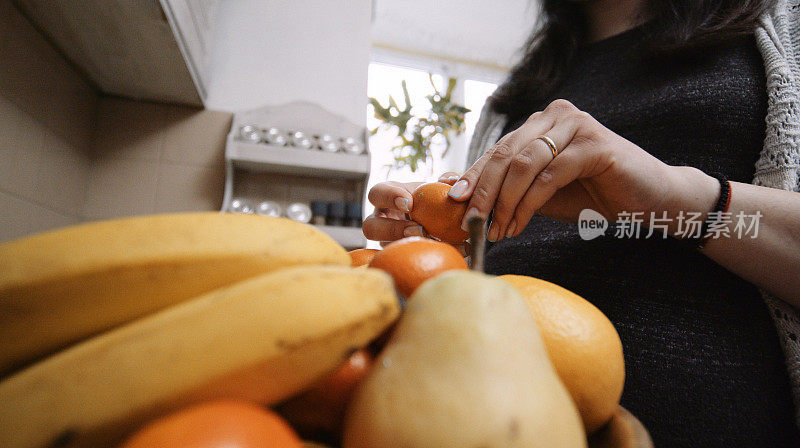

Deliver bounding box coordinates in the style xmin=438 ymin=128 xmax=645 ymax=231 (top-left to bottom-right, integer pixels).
xmin=537 ymin=135 xmax=558 ymax=158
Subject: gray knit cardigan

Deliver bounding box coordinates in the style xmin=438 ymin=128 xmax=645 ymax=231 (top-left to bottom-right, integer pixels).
xmin=467 ymin=0 xmax=800 ymax=425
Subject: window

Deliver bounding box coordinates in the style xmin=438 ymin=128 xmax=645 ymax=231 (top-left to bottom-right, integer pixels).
xmin=367 ymin=63 xmax=447 ymax=184
xmin=364 ymin=58 xmax=499 ymax=242
xmin=464 ymin=79 xmax=501 ymax=152
xmin=366 ymin=62 xmax=498 ymax=184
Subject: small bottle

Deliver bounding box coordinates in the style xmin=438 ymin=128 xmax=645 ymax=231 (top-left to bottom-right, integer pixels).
xmin=264 ymin=127 xmax=287 ymax=146
xmin=310 ymin=200 xmax=328 ymax=226
xmin=286 ymin=202 xmax=312 ymax=223
xmin=341 ymin=137 xmax=362 ymax=155
xmin=345 ymin=202 xmax=362 ymax=227
xmin=230 ymin=198 xmax=254 ymax=214
xmin=255 ymin=200 xmax=282 ymax=217
xmin=318 ymin=134 xmax=340 ymax=152
xmin=239 ymin=125 xmax=261 ymax=143
xmin=291 ymin=131 xmax=313 ymax=149
xmin=327 ymin=201 xmax=346 ymax=227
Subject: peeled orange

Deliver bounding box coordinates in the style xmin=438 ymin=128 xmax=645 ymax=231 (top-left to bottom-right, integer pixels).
xmin=369 ymin=237 xmax=467 ymax=297
xmin=410 ymin=182 xmax=469 ymax=243
xmin=500 ymin=275 xmax=625 ymax=433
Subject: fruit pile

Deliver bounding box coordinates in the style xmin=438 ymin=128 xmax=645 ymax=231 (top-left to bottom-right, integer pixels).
xmin=0 ymin=199 xmax=633 ymax=448
xmin=0 ymin=213 xmax=397 ymax=448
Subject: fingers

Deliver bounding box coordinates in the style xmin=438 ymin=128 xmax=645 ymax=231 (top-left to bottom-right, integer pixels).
xmin=508 ymin=150 xmax=581 ymax=236
xmin=509 ymin=139 xmax=598 ymax=237
xmin=460 ymin=137 xmax=518 ymax=234
xmin=448 ymin=119 xmax=547 ymax=201
xmin=492 ymin=108 xmax=587 ymax=239
xmin=448 ymin=152 xmax=491 ymax=201
xmin=367 ymin=181 xmax=420 ymax=213
xmin=489 ymin=137 xmax=553 ymax=241
xmin=362 ymin=214 xmax=424 ymax=242
xmin=438 ymin=172 xmax=461 ymax=185
xmin=487 ymin=139 xmax=553 ymax=241
xmin=364 ymin=180 xmax=425 ymax=243
xmin=459 ymin=111 xmax=556 ymax=235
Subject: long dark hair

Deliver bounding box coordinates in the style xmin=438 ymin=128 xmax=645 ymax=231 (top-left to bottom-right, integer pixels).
xmin=490 ymin=0 xmax=775 ymax=118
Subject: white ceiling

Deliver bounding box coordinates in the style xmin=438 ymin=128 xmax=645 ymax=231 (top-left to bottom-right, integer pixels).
xmin=372 ymin=0 xmax=539 ymax=71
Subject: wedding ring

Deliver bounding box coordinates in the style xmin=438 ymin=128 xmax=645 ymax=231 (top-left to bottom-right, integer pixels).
xmin=537 ymin=135 xmax=558 ymax=158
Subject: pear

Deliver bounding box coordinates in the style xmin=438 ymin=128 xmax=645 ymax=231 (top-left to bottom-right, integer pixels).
xmin=343 ymin=270 xmax=586 ymax=448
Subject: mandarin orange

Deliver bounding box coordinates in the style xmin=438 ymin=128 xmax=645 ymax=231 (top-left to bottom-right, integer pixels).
xmin=119 ymin=400 xmax=303 ymax=448
xmin=410 ymin=182 xmax=469 ymax=243
xmin=368 ymin=237 xmax=467 ymax=297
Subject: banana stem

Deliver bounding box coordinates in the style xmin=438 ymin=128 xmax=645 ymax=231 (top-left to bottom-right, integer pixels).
xmin=468 ymin=217 xmax=486 ymax=272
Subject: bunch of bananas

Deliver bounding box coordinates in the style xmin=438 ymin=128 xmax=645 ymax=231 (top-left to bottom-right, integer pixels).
xmin=0 ymin=213 xmax=399 ymax=448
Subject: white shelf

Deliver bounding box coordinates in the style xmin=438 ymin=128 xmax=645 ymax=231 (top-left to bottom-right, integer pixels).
xmin=314 ymin=225 xmax=366 ymax=249
xmin=221 ymin=103 xmax=371 ymax=239
xmin=227 ymin=140 xmax=369 ymax=178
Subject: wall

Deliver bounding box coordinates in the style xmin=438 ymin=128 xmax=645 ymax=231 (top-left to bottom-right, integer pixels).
xmin=1 ymin=0 xmax=373 ymax=241
xmin=0 ymin=0 xmax=97 ymax=242
xmin=204 ymin=0 xmax=372 ymax=125
xmin=84 ymin=97 xmax=232 ymax=221
xmin=84 ymin=0 xmax=373 ymax=221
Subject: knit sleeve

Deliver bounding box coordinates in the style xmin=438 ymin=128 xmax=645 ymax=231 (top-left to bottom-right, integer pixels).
xmin=754 ymin=0 xmax=800 ymax=429
xmin=754 ymin=0 xmax=800 ymax=191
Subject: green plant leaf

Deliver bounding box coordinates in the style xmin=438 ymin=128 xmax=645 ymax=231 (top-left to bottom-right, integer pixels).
xmin=369 ymin=74 xmax=471 ymax=172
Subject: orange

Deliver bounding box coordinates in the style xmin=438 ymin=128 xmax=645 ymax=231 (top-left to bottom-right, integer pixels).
xmin=369 ymin=237 xmax=468 ymax=297
xmin=500 ymin=275 xmax=625 ymax=434
xmin=278 ymin=350 xmax=373 ymax=437
xmin=348 ymin=248 xmax=380 ymax=267
xmin=119 ymin=400 xmax=303 ymax=448
xmin=410 ymin=182 xmax=469 ymax=243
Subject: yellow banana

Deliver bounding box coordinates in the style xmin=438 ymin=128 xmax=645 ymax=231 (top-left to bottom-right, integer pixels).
xmin=0 ymin=212 xmax=349 ymax=375
xmin=0 ymin=265 xmax=399 ymax=448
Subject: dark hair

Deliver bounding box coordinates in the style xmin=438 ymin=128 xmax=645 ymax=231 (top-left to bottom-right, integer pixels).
xmin=489 ymin=0 xmax=775 ymax=118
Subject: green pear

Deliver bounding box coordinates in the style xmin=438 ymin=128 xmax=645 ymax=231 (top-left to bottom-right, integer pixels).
xmin=343 ymin=270 xmax=586 ymax=448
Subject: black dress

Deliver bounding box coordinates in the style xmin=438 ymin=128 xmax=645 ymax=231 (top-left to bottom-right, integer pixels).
xmin=488 ymin=26 xmax=800 ymax=447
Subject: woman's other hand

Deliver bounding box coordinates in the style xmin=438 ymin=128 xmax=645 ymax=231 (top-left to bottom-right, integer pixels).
xmin=448 ymin=99 xmax=710 ymax=242
xmin=362 ymin=173 xmax=461 ymax=243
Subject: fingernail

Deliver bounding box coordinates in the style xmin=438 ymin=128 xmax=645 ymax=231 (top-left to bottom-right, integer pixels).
xmin=395 ymin=197 xmax=410 ymax=212
xmin=460 ymin=207 xmax=482 ymax=231
xmin=447 ymin=175 xmax=460 ymax=182
xmin=403 ymin=225 xmax=423 ymax=237
xmin=448 ymin=180 xmax=468 ymax=199
xmin=487 ymin=223 xmax=499 ymax=242
xmin=505 ymin=220 xmax=517 ymax=238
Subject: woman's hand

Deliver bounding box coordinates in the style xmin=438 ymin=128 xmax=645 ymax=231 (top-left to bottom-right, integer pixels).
xmin=449 ymin=99 xmax=714 ymax=241
xmin=362 ymin=174 xmax=460 ymax=243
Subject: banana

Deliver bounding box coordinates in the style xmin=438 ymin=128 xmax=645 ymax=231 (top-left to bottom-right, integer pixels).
xmin=0 ymin=265 xmax=399 ymax=448
xmin=0 ymin=212 xmax=349 ymax=375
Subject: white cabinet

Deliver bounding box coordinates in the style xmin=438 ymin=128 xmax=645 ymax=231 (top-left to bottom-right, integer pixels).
xmin=12 ymin=0 xmax=207 ymax=106
xmin=222 ymin=101 xmax=369 ymax=249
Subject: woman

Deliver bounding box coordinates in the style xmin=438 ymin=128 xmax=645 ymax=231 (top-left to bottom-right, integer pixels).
xmin=364 ymin=0 xmax=800 ymax=446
